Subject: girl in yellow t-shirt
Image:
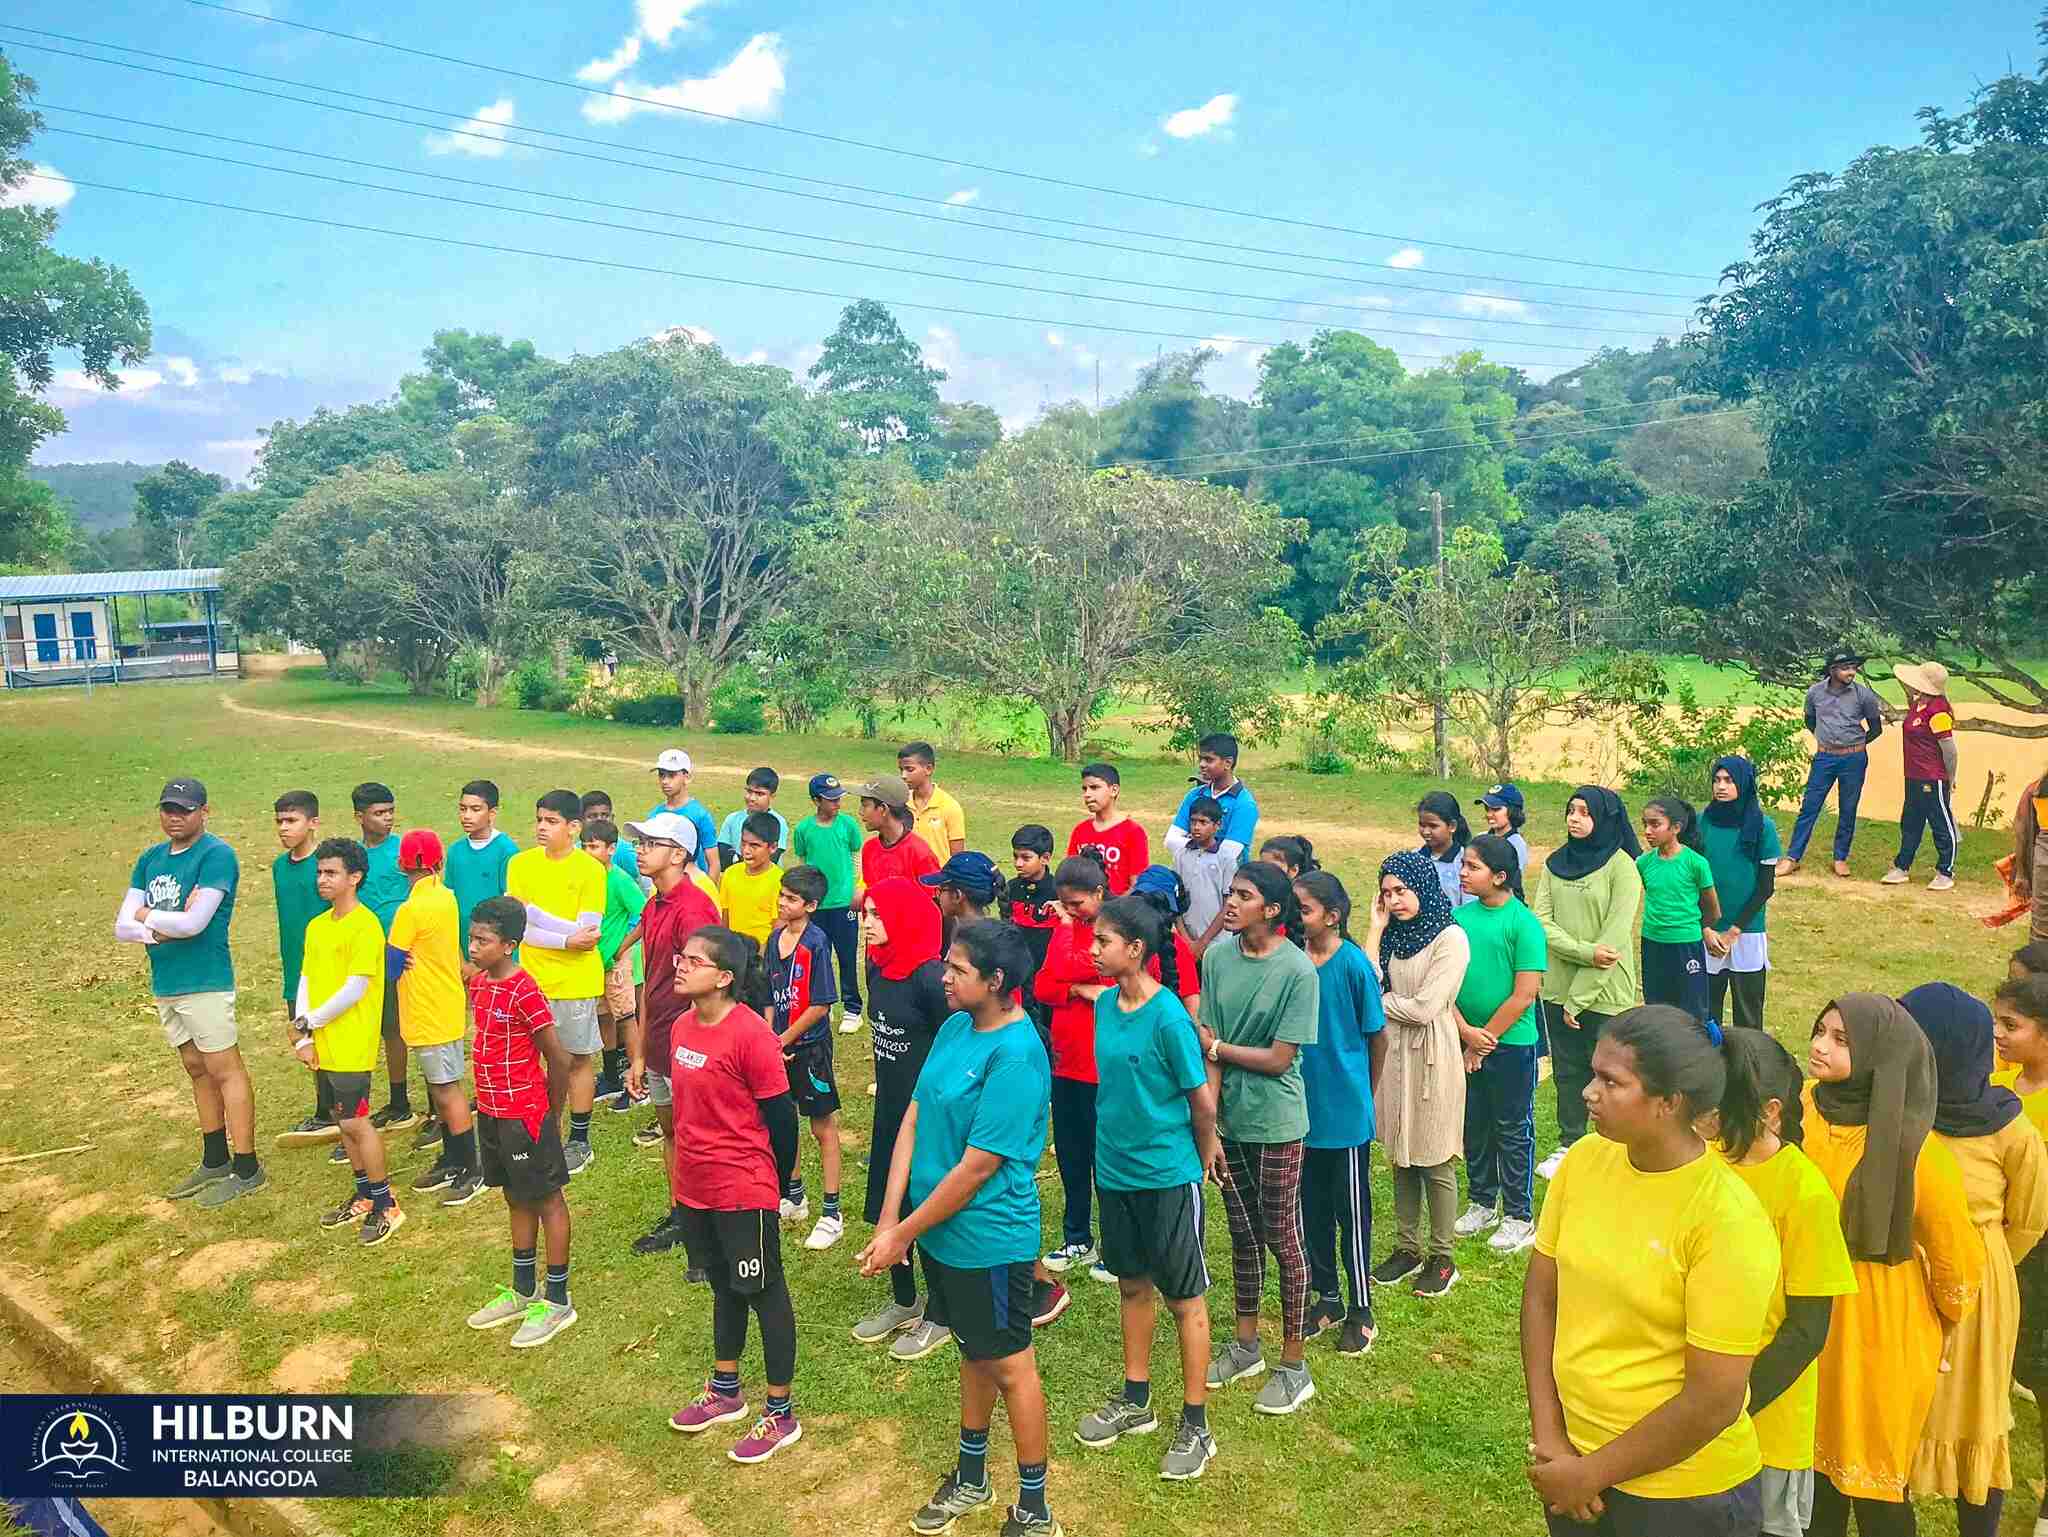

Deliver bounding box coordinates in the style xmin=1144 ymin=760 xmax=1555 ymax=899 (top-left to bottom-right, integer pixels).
xmin=1993 ymin=972 xmax=2048 ymax=1523
xmin=1717 ymin=1028 xmax=1856 ymax=1537
xmin=1524 ymin=1004 xmax=1779 ymax=1532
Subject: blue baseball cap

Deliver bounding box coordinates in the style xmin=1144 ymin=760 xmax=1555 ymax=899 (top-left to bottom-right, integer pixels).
xmin=920 ymin=850 xmax=1001 ymax=900
xmin=1476 ymin=783 xmax=1524 ymax=813
xmin=807 ymin=773 xmax=845 ymax=801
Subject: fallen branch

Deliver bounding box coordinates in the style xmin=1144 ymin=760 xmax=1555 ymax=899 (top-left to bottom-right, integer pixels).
xmin=0 ymin=1143 xmax=94 ymax=1167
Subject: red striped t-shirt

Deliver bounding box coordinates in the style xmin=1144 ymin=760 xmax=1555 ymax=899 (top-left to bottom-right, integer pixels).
xmin=468 ymin=968 xmax=554 ymax=1132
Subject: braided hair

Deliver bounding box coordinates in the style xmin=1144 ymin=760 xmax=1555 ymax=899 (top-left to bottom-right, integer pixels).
xmin=1097 ymin=895 xmax=1178 ymax=997
xmin=1233 ymin=860 xmax=1305 ymax=950
xmin=1292 ymin=869 xmax=1353 ymax=941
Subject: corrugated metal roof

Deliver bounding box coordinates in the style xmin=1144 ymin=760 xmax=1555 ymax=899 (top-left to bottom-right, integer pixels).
xmin=0 ymin=568 xmax=223 ymax=601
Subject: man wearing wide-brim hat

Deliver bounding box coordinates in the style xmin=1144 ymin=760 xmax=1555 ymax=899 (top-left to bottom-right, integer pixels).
xmin=1880 ymin=661 xmax=1960 ymax=892
xmin=1780 ymin=648 xmax=1887 ymax=879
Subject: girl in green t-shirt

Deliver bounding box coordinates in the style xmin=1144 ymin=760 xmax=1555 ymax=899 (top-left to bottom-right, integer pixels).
xmin=1636 ymin=798 xmax=1721 ymax=1023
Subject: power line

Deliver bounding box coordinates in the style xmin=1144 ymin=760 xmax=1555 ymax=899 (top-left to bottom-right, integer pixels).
xmin=29 ymin=172 xmax=1604 ymax=370
xmin=42 ymin=125 xmax=1638 ymax=358
xmin=0 ymin=28 xmax=1706 ymax=312
xmin=38 ymin=105 xmax=1677 ymax=342
xmin=176 ymin=0 xmax=1717 ymax=284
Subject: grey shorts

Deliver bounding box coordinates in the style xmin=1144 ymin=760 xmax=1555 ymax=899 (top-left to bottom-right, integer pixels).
xmin=158 ymin=990 xmax=237 ymax=1053
xmin=1758 ymin=1466 xmax=1812 ymax=1537
xmin=644 ymin=1068 xmax=672 ymax=1107
xmin=413 ymin=1040 xmax=466 ymax=1086
xmin=547 ymin=995 xmax=601 ymax=1056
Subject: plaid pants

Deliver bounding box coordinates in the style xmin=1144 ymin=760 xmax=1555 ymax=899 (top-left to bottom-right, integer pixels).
xmin=1219 ymin=1138 xmax=1309 ymax=1342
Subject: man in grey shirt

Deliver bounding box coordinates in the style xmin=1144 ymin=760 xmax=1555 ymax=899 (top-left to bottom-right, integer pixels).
xmin=1780 ymin=648 xmax=1886 ymax=877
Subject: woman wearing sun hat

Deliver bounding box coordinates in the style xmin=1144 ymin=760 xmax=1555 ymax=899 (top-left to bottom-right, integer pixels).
xmin=1882 ymin=661 xmax=1960 ymax=893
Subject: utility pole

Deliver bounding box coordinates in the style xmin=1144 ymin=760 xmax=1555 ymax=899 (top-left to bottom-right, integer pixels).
xmin=1426 ymin=488 xmax=1450 ymax=780
xmin=1094 ymin=358 xmax=1101 ymax=415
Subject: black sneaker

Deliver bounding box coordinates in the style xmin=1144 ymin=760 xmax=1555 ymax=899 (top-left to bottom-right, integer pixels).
xmin=910 ymin=1473 xmax=993 ymax=1535
xmin=369 ymin=1103 xmax=421 ymax=1132
xmin=412 ymin=1162 xmax=457 ymax=1193
xmin=328 ymin=1144 xmax=351 ymax=1165
xmin=999 ymin=1507 xmax=1063 ymax=1537
xmin=1369 ymin=1248 xmax=1423 ymax=1287
xmin=1302 ymin=1294 xmax=1343 ymax=1342
xmin=441 ymin=1170 xmax=486 ymax=1207
xmin=685 ymin=1266 xmax=709 ymax=1284
xmin=593 ymin=1071 xmax=622 ymax=1104
xmin=1337 ymin=1308 xmax=1378 ymax=1357
xmin=360 ymin=1205 xmax=406 ymax=1247
xmin=1411 ymin=1257 xmax=1459 ymax=1299
xmin=632 ymin=1121 xmax=663 ymax=1146
xmin=412 ymin=1116 xmax=444 ymax=1154
xmin=633 ymin=1211 xmax=687 ymax=1256
xmin=275 ymin=1115 xmax=341 ymax=1147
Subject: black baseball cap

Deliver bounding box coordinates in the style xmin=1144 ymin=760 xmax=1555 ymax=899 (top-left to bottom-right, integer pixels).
xmin=1822 ymin=648 xmax=1865 ymax=670
xmin=158 ymin=778 xmax=207 ymax=810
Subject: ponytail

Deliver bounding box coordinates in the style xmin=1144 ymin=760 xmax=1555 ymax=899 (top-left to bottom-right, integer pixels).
xmin=1605 ymin=1004 xmax=1726 ymax=1120
xmin=1647 ymin=795 xmax=1705 ymax=854
xmin=1717 ymin=1025 xmax=1805 ymax=1159
xmin=1259 ymin=834 xmax=1319 ymax=877
xmin=1417 ymin=790 xmax=1471 ymax=851
xmin=1292 ymin=870 xmax=1353 ymax=941
xmin=1098 ymin=895 xmax=1179 ymax=997
xmin=692 ymin=926 xmax=773 ymax=1014
xmin=1234 ymin=860 xmax=1306 ymax=950
xmin=1466 ymin=833 xmax=1525 ymax=903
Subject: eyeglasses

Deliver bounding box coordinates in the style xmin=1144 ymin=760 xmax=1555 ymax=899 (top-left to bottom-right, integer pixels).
xmin=675 ymin=953 xmax=721 ymax=973
xmin=635 ymin=839 xmax=681 ymax=852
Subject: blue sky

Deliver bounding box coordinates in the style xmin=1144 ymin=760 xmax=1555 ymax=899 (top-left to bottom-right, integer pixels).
xmin=11 ymin=0 xmax=2039 ymax=478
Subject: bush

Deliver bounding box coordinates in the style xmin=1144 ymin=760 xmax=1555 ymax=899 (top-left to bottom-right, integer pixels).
xmin=1618 ymin=685 xmax=1808 ymax=807
xmin=615 ymin=694 xmax=688 ymax=727
xmin=442 ymin=646 xmax=484 ymax=703
xmin=709 ymin=675 xmax=768 ymax=734
xmin=507 ymin=656 xmax=557 ymax=711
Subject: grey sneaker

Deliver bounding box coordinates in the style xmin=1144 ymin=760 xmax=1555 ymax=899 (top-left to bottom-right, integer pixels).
xmin=195 ymin=1166 xmax=269 ymax=1208
xmin=891 ymin=1320 xmax=953 ymax=1361
xmin=852 ymin=1299 xmax=922 ymax=1344
xmin=910 ymin=1473 xmax=993 ymax=1535
xmin=998 ymin=1507 xmax=1063 ymax=1537
xmin=1205 ymin=1339 xmax=1265 ymax=1390
xmin=1452 ymin=1201 xmax=1500 ymax=1238
xmin=1159 ymin=1420 xmax=1218 ymax=1481
xmin=467 ymin=1286 xmax=532 ymax=1330
xmin=1074 ymin=1390 xmax=1158 ymax=1447
xmin=508 ymin=1298 xmax=577 ymax=1348
xmin=633 ymin=1122 xmax=663 ymax=1148
xmin=166 ymin=1161 xmax=232 ymax=1200
xmin=1254 ymin=1363 xmax=1316 ymax=1416
xmin=564 ymin=1140 xmax=595 ymax=1176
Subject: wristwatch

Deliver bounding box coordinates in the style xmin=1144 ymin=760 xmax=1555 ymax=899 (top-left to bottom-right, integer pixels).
xmin=1206 ymin=1036 xmax=1222 ymax=1063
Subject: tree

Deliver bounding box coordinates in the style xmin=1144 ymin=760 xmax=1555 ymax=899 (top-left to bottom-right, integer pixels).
xmin=930 ymin=401 xmax=1003 ymax=472
xmin=133 ymin=461 xmax=226 ymax=568
xmin=1512 ymin=445 xmax=1647 ymax=519
xmin=1685 ymin=17 xmax=2048 ymax=734
xmin=1617 ymin=405 xmax=1765 ymax=500
xmin=807 ymin=300 xmax=945 ymax=458
xmin=255 ymin=403 xmax=454 ymax=500
xmin=396 ymin=330 xmax=558 ymax=431
xmin=192 ymin=490 xmax=279 ymax=567
xmin=1099 ymin=349 xmax=1254 ymax=469
xmin=810 ymin=444 xmax=1301 ymax=760
xmin=0 ymin=470 xmax=74 ymax=566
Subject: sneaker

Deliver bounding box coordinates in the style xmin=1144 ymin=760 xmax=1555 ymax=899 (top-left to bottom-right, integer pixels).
xmin=1087 ymin=1261 xmax=1116 ymax=1284
xmin=1930 ymin=873 xmax=1956 ymax=892
xmin=466 ymin=1286 xmax=531 ymax=1330
xmin=1159 ymin=1420 xmax=1217 ymax=1481
xmin=910 ymin=1473 xmax=993 ymax=1535
xmin=668 ymin=1383 xmax=748 ymax=1434
xmin=779 ymin=1196 xmax=810 ymax=1223
xmin=729 ymin=1411 xmax=802 ymax=1464
xmin=839 ymin=1012 xmax=863 ymax=1034
xmin=1369 ymin=1247 xmax=1424 ymax=1287
xmin=360 ymin=1205 xmax=406 ymax=1247
xmin=564 ymin=1140 xmax=595 ymax=1176
xmin=412 ymin=1162 xmax=458 ymax=1193
xmin=369 ymin=1103 xmax=421 ymax=1132
xmin=1536 ymin=1148 xmax=1567 ymax=1181
xmin=328 ymin=1144 xmax=350 ymax=1165
xmin=1489 ymin=1216 xmax=1538 ymax=1255
xmin=1254 ymin=1363 xmax=1316 ymax=1416
xmin=195 ymin=1167 xmax=269 ymax=1208
xmin=891 ymin=1320 xmax=953 ymax=1361
xmin=852 ymin=1299 xmax=922 ymax=1344
xmin=1074 ymin=1390 xmax=1159 ymax=1447
xmin=1337 ymin=1309 xmax=1378 ymax=1357
xmin=1302 ymin=1295 xmax=1343 ymax=1342
xmin=804 ymin=1214 xmax=844 ymax=1251
xmin=319 ymin=1195 xmax=372 ymax=1230
xmin=593 ymin=1071 xmax=623 ymax=1104
xmin=608 ymin=1086 xmax=643 ymax=1114
xmin=1205 ymin=1339 xmax=1265 ymax=1389
xmin=413 ymin=1116 xmax=444 ymax=1153
xmin=1880 ymin=867 xmax=1910 ymax=885
xmin=1041 ymin=1241 xmax=1097 ymax=1275
xmin=998 ymin=1506 xmax=1063 ymax=1537
xmin=441 ymin=1171 xmax=486 ymax=1207
xmin=1412 ymin=1257 xmax=1459 ymax=1299
xmin=275 ymin=1115 xmax=340 ymax=1147
xmin=633 ymin=1120 xmax=664 ymax=1147
xmin=1452 ymin=1201 xmax=1500 ymax=1238
xmin=1031 ymin=1281 xmax=1070 ymax=1327
xmin=166 ymin=1161 xmax=232 ymax=1200
xmin=1832 ymin=859 xmax=1852 ymax=878
xmin=633 ymin=1210 xmax=687 ymax=1256
xmin=508 ymin=1298 xmax=577 ymax=1349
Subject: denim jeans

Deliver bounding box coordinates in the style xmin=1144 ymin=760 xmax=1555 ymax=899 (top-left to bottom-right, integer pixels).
xmin=1464 ymin=1042 xmax=1537 ymax=1221
xmin=1787 ymin=748 xmax=1868 ymax=863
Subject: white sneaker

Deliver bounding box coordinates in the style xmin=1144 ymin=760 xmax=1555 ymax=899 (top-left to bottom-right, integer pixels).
xmin=1088 ymin=1261 xmax=1117 ymax=1284
xmin=779 ymin=1197 xmax=810 ymax=1223
xmin=1880 ymin=867 xmax=1910 ymax=885
xmin=1452 ymin=1202 xmax=1500 ymax=1238
xmin=1535 ymin=1149 xmax=1566 ymax=1181
xmin=805 ymin=1214 xmax=844 ymax=1251
xmin=839 ymin=1012 xmax=863 ymax=1034
xmin=1488 ymin=1217 xmax=1538 ymax=1254
xmin=1929 ymin=873 xmax=1955 ymax=892
xmin=1042 ymin=1241 xmax=1098 ymax=1274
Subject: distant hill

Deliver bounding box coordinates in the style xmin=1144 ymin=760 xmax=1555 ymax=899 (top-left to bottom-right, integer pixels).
xmin=29 ymin=462 xmax=164 ymax=531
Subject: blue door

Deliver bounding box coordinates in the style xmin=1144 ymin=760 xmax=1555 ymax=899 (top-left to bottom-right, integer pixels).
xmin=32 ymin=612 xmax=57 ymax=663
xmin=69 ymin=610 xmax=96 ymax=661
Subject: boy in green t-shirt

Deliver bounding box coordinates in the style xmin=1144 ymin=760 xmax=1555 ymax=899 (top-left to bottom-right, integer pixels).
xmin=1636 ymin=797 xmax=1721 ymax=1023
xmin=578 ymin=818 xmax=647 ymax=1105
xmin=271 ymin=789 xmax=337 ymax=1148
xmin=791 ymin=773 xmax=865 ymax=1031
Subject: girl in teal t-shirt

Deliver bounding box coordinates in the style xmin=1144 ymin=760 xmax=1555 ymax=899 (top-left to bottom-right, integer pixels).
xmin=1636 ymin=797 xmax=1721 ymax=1022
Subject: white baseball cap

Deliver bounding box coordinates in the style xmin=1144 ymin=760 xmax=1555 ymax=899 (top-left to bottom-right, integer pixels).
xmin=624 ymin=811 xmax=699 ymax=853
xmin=653 ymin=748 xmax=694 ymax=774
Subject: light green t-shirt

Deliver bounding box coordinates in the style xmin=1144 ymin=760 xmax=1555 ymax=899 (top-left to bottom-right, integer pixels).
xmin=1198 ymin=938 xmax=1319 ymax=1143
xmin=1637 ymin=847 xmax=1717 ymax=943
xmin=791 ymin=812 xmax=863 ymax=909
xmin=1452 ymin=897 xmax=1548 ymax=1046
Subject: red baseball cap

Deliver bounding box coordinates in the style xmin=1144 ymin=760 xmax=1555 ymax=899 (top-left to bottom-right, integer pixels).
xmin=398 ymin=827 xmax=445 ymax=872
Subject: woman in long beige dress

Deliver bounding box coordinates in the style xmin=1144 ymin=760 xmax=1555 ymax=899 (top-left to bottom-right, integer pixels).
xmin=1365 ymin=849 xmax=1470 ymax=1298
xmin=1901 ymin=982 xmax=2048 ymax=1535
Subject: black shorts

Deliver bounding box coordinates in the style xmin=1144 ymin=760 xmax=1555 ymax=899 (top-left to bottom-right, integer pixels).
xmin=923 ymin=1256 xmax=1035 ymax=1362
xmin=1098 ymin=1182 xmax=1211 ymax=1301
xmin=678 ymin=1206 xmax=784 ymax=1296
xmin=476 ymin=1111 xmax=569 ymax=1205
xmin=317 ymin=1069 xmax=373 ymax=1122
xmin=785 ymin=1038 xmax=842 ymax=1119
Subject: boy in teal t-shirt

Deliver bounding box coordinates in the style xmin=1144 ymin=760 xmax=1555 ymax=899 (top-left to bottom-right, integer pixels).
xmin=447 ymin=779 xmax=517 ymax=959
xmin=1636 ymin=798 xmax=1722 ymax=1023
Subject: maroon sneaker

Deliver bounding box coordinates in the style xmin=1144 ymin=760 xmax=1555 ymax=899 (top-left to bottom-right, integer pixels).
xmin=1031 ymin=1280 xmax=1070 ymax=1327
xmin=668 ymin=1383 xmax=748 ymax=1434
xmin=728 ymin=1411 xmax=802 ymax=1464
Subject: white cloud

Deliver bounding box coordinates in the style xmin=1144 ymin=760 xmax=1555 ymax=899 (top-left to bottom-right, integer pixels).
xmin=1044 ymin=331 xmax=1065 ymax=348
xmin=2 ymin=164 xmax=75 ymax=210
xmin=203 ymin=438 xmax=267 ymax=477
xmin=1457 ymin=292 xmax=1531 ymax=318
xmin=216 ymin=364 xmax=257 ymax=385
xmin=577 ymin=35 xmax=642 ymax=83
xmin=424 ymin=99 xmax=518 ymax=158
xmin=582 ymin=32 xmax=785 ymax=124
xmin=162 ymin=356 xmax=201 ymax=387
xmin=637 ymin=0 xmax=710 ymax=45
xmin=945 ymin=187 xmax=980 ymax=206
xmin=1387 ymin=247 xmax=1425 ymax=269
xmin=651 ymin=322 xmax=716 ymax=346
xmin=1201 ymin=334 xmax=1248 ymax=355
xmin=1136 ymin=139 xmax=1160 ymax=159
xmin=1161 ymin=93 xmax=1238 ymax=140
xmin=52 ymin=367 xmax=163 ymax=395
xmin=741 ymin=348 xmax=769 ymax=365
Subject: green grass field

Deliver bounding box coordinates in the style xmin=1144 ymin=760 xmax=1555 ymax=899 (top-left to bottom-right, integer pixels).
xmin=0 ymin=675 xmax=2034 ymax=1536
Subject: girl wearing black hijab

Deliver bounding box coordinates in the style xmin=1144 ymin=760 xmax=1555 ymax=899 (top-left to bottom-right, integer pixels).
xmin=1700 ymin=757 xmax=1783 ymax=1031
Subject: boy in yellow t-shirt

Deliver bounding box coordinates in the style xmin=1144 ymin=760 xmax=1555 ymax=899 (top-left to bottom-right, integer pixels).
xmin=390 ymin=829 xmax=481 ymax=1204
xmin=294 ymin=837 xmax=402 ymax=1247
xmin=719 ymin=812 xmax=786 ymax=946
xmin=505 ymin=790 xmax=607 ymax=1174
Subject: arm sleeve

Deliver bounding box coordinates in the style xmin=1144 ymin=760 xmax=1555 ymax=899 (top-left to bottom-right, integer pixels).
xmin=115 ymin=888 xmax=153 ymax=944
xmin=2004 ymin=1123 xmax=2048 ymax=1269
xmin=1354 ymin=951 xmax=1387 ymax=1037
xmin=522 ymin=909 xmax=570 ymax=950
xmin=1731 ymin=863 xmax=1775 ymax=931
xmin=1803 ymin=685 xmax=1817 ymax=733
xmin=1216 ymin=838 xmax=1247 ymax=868
xmin=1164 ymin=824 xmax=1190 ymax=859
xmin=1032 ymin=928 xmax=1082 ymax=1006
xmin=1747 ymin=1295 xmax=1834 ymax=1414
xmin=143 ymin=885 xmax=225 ymax=938
xmin=1532 ymin=874 xmax=1592 ymax=968
xmin=1915 ymin=1144 xmax=1988 ymax=1324
xmin=1380 ymin=929 xmax=1470 ymax=1027
xmin=295 ymin=975 xmax=310 ymax=1018
xmin=1862 ymin=685 xmax=1885 ymax=742
xmin=758 ymin=1093 xmax=799 ymax=1191
xmin=306 ymin=973 xmax=369 ymax=1030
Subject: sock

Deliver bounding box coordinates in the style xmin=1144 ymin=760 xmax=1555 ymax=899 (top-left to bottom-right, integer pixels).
xmin=353 ymin=1172 xmax=372 ymax=1202
xmin=891 ymin=1261 xmax=918 ymax=1309
xmin=1123 ymin=1378 xmax=1151 ymax=1409
xmin=387 ymin=1079 xmax=410 ymax=1116
xmin=822 ymin=1190 xmax=841 ymax=1219
xmin=202 ymin=1128 xmax=229 ymax=1168
xmin=314 ymin=1074 xmax=334 ymax=1120
xmin=602 ymin=1047 xmax=624 ymax=1082
xmin=1181 ymin=1401 xmax=1208 ymax=1432
xmin=766 ymin=1392 xmax=792 ymax=1420
xmin=1280 ymin=1358 xmax=1305 ymax=1373
xmin=448 ymin=1127 xmax=477 ymax=1174
xmin=1016 ymin=1461 xmax=1049 ymax=1521
xmin=369 ymin=1180 xmax=393 ymax=1213
xmin=957 ymin=1427 xmax=989 ymax=1490
xmin=711 ymin=1368 xmax=741 ymax=1397
xmin=569 ymin=1111 xmax=593 ymax=1147
xmin=512 ymin=1247 xmax=536 ymax=1298
xmin=785 ymin=1176 xmax=806 ymax=1206
xmin=232 ymin=1151 xmax=258 ymax=1180
xmin=545 ymin=1263 xmax=570 ymax=1307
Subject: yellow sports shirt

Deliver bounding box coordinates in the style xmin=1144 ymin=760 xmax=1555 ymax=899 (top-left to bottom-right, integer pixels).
xmin=913 ymin=785 xmax=966 ymax=863
xmin=719 ymin=859 xmax=785 ymax=947
xmin=302 ymin=904 xmax=386 ymax=1073
xmin=1993 ymin=1065 xmax=2048 ymax=1138
xmin=388 ymin=874 xmax=465 ymax=1047
xmin=506 ymin=847 xmax=607 ymax=999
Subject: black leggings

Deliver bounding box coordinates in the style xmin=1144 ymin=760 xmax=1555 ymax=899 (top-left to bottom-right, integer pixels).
xmin=1707 ymin=968 xmax=1767 ymax=1032
xmin=1806 ymin=1476 xmax=1916 ymax=1537
xmin=1050 ymin=1076 xmax=1098 ymax=1248
xmin=710 ymin=1272 xmax=798 ymax=1385
xmin=889 ymin=1247 xmax=951 ymax=1328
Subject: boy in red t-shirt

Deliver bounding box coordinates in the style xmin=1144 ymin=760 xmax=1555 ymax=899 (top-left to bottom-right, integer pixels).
xmin=461 ymin=896 xmax=578 ymax=1350
xmin=1067 ymin=763 xmax=1150 ymax=896
xmin=1885 ymin=661 xmax=1960 ymax=891
xmin=859 ymin=775 xmax=943 ymax=888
